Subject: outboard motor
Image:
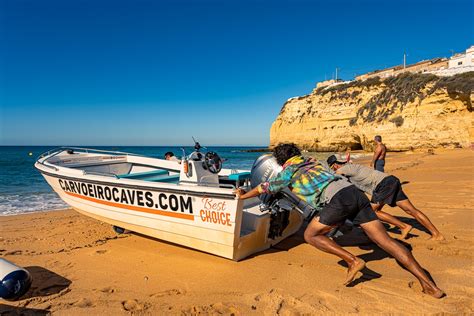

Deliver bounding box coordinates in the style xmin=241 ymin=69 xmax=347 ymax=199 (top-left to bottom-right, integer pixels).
xmin=250 ymin=154 xmax=282 ymax=204
xmin=250 ymin=154 xmax=319 ymax=239
xmin=0 ymin=258 xmax=32 ymax=301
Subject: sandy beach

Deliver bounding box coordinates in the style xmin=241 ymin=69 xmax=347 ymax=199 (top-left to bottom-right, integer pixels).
xmin=1 ymin=149 xmax=473 ymax=315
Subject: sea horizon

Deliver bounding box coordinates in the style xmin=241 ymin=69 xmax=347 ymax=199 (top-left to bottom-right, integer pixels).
xmin=0 ymin=145 xmax=273 ymax=216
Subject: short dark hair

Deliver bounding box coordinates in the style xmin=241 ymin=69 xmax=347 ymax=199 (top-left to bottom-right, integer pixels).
xmin=273 ymin=143 xmax=301 ymax=165
xmin=164 ymin=151 xmax=174 ymax=158
xmin=374 ymin=135 xmax=382 ymax=142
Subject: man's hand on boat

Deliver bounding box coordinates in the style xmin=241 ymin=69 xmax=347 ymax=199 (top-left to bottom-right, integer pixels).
xmin=233 ymin=187 xmax=261 ymax=200
xmin=233 ymin=188 xmax=246 ymax=198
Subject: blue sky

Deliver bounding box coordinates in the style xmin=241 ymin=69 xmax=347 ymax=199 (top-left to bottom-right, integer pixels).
xmin=0 ymin=0 xmax=472 ymax=146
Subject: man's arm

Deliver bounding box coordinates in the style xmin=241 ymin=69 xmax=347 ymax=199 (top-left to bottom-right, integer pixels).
xmin=371 ymin=145 xmax=382 ymax=167
xmin=234 ymin=166 xmax=296 ymax=200
xmin=235 ymin=187 xmax=261 ymax=200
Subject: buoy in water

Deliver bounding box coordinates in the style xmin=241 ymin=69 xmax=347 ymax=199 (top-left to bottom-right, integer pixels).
xmin=28 ymin=152 xmax=33 ymax=156
xmin=0 ymin=258 xmax=32 ymax=301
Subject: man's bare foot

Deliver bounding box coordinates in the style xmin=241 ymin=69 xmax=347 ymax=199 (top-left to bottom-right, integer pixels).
xmin=428 ymin=233 xmax=445 ymax=241
xmin=344 ymin=258 xmax=365 ymax=285
xmin=400 ymin=224 xmax=413 ymax=239
xmin=421 ymin=282 xmax=445 ymax=298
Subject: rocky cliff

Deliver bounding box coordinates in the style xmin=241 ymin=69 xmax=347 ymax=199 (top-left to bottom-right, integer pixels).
xmin=270 ymin=72 xmax=474 ymax=151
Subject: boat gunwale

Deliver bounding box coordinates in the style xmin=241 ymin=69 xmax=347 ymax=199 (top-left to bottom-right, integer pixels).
xmin=35 ymin=166 xmax=237 ymax=199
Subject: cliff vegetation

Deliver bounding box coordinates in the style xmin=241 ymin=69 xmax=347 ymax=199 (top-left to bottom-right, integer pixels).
xmin=271 ymin=72 xmax=474 ymax=151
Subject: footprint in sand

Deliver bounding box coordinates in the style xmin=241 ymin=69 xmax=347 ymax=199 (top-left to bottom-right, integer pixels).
xmin=253 ymin=288 xmax=331 ymax=314
xmin=73 ymin=298 xmax=96 ymax=308
xmin=182 ymin=303 xmax=240 ymax=315
xmin=5 ymin=250 xmax=22 ymax=255
xmin=95 ymin=249 xmax=108 ymax=254
xmin=97 ymin=286 xmax=116 ymax=294
xmin=122 ymin=299 xmax=149 ymax=312
xmin=149 ymin=289 xmax=185 ymax=298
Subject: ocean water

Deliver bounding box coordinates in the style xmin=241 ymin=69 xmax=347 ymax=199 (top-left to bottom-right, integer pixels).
xmin=0 ymin=146 xmax=264 ymax=216
xmin=0 ymin=146 xmax=338 ymax=216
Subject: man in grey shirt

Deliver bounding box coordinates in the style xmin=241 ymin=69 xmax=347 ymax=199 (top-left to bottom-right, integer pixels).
xmin=327 ymin=155 xmax=444 ymax=241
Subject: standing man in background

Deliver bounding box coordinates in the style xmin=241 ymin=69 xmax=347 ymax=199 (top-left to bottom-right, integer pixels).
xmin=371 ymin=135 xmax=386 ymax=172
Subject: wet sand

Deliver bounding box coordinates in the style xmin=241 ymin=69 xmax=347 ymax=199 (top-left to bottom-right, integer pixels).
xmin=1 ymin=148 xmax=473 ymax=315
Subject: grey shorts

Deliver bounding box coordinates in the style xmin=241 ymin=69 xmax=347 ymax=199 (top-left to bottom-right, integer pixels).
xmin=375 ymin=160 xmax=385 ymax=172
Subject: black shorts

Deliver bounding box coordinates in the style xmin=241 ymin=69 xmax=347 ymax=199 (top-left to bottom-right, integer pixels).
xmin=371 ymin=175 xmax=408 ymax=207
xmin=319 ymin=185 xmax=378 ymax=226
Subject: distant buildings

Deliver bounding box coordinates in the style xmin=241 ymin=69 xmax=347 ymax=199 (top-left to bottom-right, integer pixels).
xmin=448 ymin=46 xmax=474 ymax=68
xmin=316 ymin=45 xmax=474 ymax=88
xmin=355 ymin=57 xmax=449 ymax=81
xmin=316 ymin=79 xmax=343 ymax=88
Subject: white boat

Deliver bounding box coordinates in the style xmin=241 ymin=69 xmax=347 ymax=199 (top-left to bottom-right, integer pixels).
xmin=35 ymin=145 xmax=306 ymax=261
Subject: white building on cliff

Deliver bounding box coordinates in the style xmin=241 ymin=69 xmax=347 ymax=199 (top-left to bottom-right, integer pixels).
xmin=448 ymin=45 xmax=474 ymax=68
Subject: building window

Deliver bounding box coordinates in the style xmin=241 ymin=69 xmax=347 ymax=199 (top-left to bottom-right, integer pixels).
xmin=458 ymin=61 xmax=463 ymax=65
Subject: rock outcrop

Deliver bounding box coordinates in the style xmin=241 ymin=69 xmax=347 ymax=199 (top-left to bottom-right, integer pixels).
xmin=270 ymin=72 xmax=474 ymax=151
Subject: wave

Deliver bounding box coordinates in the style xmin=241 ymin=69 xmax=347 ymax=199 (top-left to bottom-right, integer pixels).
xmin=0 ymin=192 xmax=68 ymax=216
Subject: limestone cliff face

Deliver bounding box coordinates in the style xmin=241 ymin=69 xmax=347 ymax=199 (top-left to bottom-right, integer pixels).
xmin=270 ymin=72 xmax=474 ymax=151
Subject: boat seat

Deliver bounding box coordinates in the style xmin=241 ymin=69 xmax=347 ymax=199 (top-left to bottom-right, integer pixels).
xmin=228 ymin=172 xmax=251 ymax=181
xmin=117 ymin=169 xmax=168 ymax=179
xmin=149 ymin=174 xmax=180 ymax=184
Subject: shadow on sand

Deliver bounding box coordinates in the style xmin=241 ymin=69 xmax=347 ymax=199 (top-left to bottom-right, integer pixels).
xmin=22 ymin=266 xmax=71 ymax=299
xmin=0 ymin=305 xmax=50 ymax=316
xmin=255 ymin=220 xmax=438 ymax=288
xmin=0 ymin=267 xmax=71 ymax=315
xmin=386 ymin=215 xmax=431 ymax=237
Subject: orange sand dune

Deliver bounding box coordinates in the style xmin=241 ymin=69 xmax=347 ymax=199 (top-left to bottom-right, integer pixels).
xmin=1 ymin=149 xmax=473 ymax=315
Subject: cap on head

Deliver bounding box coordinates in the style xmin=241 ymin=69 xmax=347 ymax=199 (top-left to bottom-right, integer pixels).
xmin=374 ymin=135 xmax=382 ymax=142
xmin=326 ymin=155 xmax=345 ymax=167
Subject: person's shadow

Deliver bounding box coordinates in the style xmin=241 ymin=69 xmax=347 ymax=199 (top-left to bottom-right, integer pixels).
xmin=385 ymin=216 xmax=431 ymax=238
xmin=257 ymin=221 xmax=435 ymax=288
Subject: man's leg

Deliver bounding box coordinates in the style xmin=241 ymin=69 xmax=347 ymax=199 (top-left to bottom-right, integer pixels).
xmin=371 ymin=203 xmax=413 ymax=239
xmin=396 ymin=199 xmax=445 ymax=240
xmin=304 ymin=217 xmax=365 ymax=285
xmin=360 ymin=220 xmax=444 ymax=298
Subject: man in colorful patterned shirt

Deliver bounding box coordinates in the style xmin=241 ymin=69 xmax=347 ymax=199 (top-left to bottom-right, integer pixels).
xmin=235 ymin=144 xmax=444 ymax=298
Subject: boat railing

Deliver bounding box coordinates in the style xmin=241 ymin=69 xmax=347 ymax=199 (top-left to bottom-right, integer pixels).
xmin=36 ymin=147 xmax=144 ymax=174
xmin=38 ymin=146 xmax=145 ymax=159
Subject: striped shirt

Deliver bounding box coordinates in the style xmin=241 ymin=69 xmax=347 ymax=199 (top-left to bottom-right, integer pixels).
xmin=259 ymin=156 xmax=337 ymax=208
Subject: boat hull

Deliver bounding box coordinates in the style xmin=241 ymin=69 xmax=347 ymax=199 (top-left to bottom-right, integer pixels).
xmin=35 ymin=147 xmax=304 ymax=261
xmin=39 ymin=171 xmax=245 ymax=260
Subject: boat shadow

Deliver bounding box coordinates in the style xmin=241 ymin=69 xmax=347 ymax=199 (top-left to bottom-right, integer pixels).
xmin=21 ymin=266 xmax=71 ymax=300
